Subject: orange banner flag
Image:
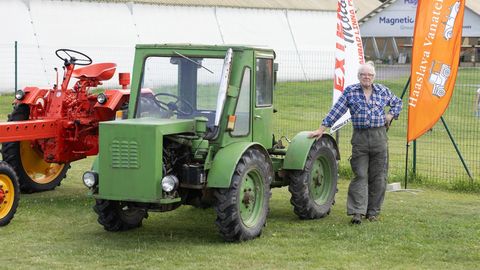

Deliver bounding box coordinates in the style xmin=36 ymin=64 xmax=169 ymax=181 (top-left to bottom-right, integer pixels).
xmin=407 ymin=0 xmax=465 ymax=142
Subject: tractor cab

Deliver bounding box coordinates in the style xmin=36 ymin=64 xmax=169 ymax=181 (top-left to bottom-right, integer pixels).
xmin=130 ymin=45 xmax=275 ymax=147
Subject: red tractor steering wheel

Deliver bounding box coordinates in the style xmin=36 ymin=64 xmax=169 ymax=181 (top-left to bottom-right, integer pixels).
xmin=55 ymin=49 xmax=92 ymax=66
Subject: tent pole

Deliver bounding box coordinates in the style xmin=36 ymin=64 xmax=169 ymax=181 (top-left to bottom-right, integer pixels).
xmin=15 ymin=41 xmax=18 ymax=93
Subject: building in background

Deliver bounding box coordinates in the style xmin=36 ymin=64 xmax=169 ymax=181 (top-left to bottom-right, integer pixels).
xmin=358 ymin=0 xmax=480 ymax=64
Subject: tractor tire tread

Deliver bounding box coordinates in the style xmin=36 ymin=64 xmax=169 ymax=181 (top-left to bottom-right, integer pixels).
xmin=0 ymin=162 xmax=20 ymax=226
xmin=213 ymin=147 xmax=272 ymax=242
xmin=93 ymin=199 xmax=147 ymax=232
xmin=288 ymin=137 xmax=338 ymax=220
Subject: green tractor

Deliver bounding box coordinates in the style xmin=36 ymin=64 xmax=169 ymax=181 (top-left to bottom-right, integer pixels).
xmin=83 ymin=44 xmax=339 ymax=241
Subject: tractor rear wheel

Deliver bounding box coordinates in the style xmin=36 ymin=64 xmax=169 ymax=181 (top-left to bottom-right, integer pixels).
xmin=214 ymin=147 xmax=272 ymax=242
xmin=0 ymin=162 xmax=20 ymax=226
xmin=1 ymin=104 xmax=70 ymax=193
xmin=288 ymin=137 xmax=338 ymax=219
xmin=94 ymin=199 xmax=148 ymax=231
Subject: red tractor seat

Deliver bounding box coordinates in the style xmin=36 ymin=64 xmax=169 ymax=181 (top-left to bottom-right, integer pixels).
xmin=73 ymin=63 xmax=117 ymax=81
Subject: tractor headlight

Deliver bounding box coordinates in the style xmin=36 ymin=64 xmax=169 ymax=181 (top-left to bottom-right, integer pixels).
xmin=15 ymin=89 xmax=25 ymax=100
xmin=97 ymin=93 xmax=107 ymax=104
xmin=82 ymin=171 xmax=98 ymax=188
xmin=161 ymin=175 xmax=179 ymax=192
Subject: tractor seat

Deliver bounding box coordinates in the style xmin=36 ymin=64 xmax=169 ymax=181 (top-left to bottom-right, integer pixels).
xmin=72 ymin=63 xmax=117 ymax=81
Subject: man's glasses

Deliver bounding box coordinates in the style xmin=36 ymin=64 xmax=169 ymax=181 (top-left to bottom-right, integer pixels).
xmin=359 ymin=73 xmax=375 ymax=77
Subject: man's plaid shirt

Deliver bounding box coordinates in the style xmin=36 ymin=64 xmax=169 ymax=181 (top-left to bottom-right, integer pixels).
xmin=322 ymin=83 xmax=403 ymax=129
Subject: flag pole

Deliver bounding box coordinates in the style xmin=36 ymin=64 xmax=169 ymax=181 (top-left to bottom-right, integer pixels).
xmin=399 ymin=76 xmax=410 ymax=99
xmin=400 ymin=76 xmax=411 ymax=189
xmin=440 ymin=116 xmax=473 ymax=180
xmin=404 ymin=141 xmax=410 ymax=189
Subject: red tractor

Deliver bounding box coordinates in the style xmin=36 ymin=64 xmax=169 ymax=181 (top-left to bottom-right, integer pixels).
xmin=0 ymin=48 xmax=132 ymax=226
xmin=0 ymin=49 xmax=131 ymax=196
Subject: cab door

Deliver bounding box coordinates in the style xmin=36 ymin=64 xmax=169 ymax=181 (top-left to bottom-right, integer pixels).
xmin=252 ymin=57 xmax=274 ymax=149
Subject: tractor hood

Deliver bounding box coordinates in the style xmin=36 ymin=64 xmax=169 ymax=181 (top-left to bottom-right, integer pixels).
xmin=100 ymin=118 xmax=196 ymax=135
xmin=96 ymin=118 xmax=196 ymax=202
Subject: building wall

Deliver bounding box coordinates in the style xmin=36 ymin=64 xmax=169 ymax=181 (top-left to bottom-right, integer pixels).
xmin=359 ymin=0 xmax=480 ymax=63
xmin=361 ymin=0 xmax=480 ymax=37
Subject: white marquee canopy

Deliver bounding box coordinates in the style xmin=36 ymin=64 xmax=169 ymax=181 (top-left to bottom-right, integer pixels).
xmin=0 ymin=0 xmax=337 ymax=91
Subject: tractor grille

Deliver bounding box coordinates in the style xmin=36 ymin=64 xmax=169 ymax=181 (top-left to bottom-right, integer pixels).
xmin=111 ymin=139 xmax=139 ymax=169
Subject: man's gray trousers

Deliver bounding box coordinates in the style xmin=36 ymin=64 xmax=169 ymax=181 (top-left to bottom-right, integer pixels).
xmin=347 ymin=126 xmax=388 ymax=217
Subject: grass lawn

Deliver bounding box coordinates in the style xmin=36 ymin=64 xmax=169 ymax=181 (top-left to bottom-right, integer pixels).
xmin=1 ymin=157 xmax=479 ymax=269
xmin=0 ymin=68 xmax=479 ymax=269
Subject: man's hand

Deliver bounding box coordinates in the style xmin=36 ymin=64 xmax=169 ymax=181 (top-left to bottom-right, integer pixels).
xmin=385 ymin=113 xmax=394 ymax=128
xmin=308 ymin=126 xmax=327 ymax=139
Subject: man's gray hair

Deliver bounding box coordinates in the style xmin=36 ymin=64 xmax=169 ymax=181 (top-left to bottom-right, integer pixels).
xmin=358 ymin=61 xmax=376 ymax=75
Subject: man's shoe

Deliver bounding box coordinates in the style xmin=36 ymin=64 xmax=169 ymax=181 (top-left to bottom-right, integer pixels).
xmin=351 ymin=214 xmax=362 ymax=224
xmin=367 ymin=215 xmax=378 ymax=222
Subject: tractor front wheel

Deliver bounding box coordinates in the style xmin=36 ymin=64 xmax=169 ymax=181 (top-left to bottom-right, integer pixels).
xmin=214 ymin=147 xmax=272 ymax=242
xmin=0 ymin=162 xmax=20 ymax=226
xmin=1 ymin=104 xmax=70 ymax=193
xmin=288 ymin=137 xmax=338 ymax=219
xmin=94 ymin=199 xmax=148 ymax=231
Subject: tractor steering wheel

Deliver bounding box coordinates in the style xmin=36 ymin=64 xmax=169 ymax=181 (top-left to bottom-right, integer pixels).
xmin=55 ymin=49 xmax=92 ymax=66
xmin=153 ymin=93 xmax=194 ymax=116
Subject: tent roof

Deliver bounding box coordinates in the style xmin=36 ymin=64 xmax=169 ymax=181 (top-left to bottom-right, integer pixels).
xmin=100 ymin=0 xmax=338 ymax=11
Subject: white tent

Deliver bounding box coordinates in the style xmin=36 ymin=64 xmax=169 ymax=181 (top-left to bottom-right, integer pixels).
xmin=0 ymin=0 xmax=338 ymax=92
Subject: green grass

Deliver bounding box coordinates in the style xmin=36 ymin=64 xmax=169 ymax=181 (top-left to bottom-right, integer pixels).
xmin=1 ymin=69 xmax=479 ymax=268
xmin=1 ymin=158 xmax=479 ymax=269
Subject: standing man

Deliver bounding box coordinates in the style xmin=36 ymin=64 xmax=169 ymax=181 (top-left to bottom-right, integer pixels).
xmin=309 ymin=62 xmax=402 ymax=224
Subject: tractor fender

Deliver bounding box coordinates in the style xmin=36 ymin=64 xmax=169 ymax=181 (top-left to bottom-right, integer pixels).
xmin=207 ymin=142 xmax=269 ymax=188
xmin=94 ymin=89 xmax=130 ymax=111
xmin=15 ymin=87 xmax=49 ymax=107
xmin=283 ymin=131 xmax=340 ymax=170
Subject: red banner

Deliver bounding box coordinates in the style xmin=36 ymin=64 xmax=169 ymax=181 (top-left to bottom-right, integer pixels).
xmin=407 ymin=0 xmax=465 ymax=142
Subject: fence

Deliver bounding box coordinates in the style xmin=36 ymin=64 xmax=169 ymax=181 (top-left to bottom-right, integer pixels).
xmin=1 ymin=42 xmax=479 ymax=185
xmin=273 ymin=63 xmax=480 ymax=185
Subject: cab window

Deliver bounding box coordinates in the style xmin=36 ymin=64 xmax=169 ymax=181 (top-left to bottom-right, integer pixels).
xmin=255 ymin=58 xmax=273 ymax=107
xmin=231 ymin=68 xmax=251 ymax=136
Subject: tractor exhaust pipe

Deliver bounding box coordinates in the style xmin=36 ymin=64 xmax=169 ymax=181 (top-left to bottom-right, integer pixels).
xmin=119 ymin=73 xmax=130 ymax=89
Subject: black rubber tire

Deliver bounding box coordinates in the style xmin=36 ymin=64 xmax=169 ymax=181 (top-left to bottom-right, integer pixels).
xmin=1 ymin=104 xmax=70 ymax=193
xmin=288 ymin=137 xmax=338 ymax=219
xmin=94 ymin=199 xmax=148 ymax=231
xmin=214 ymin=147 xmax=273 ymax=242
xmin=0 ymin=162 xmax=20 ymax=226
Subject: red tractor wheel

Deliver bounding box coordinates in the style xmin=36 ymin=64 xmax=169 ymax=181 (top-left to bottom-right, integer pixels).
xmin=1 ymin=105 xmax=70 ymax=193
xmin=0 ymin=162 xmax=20 ymax=226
